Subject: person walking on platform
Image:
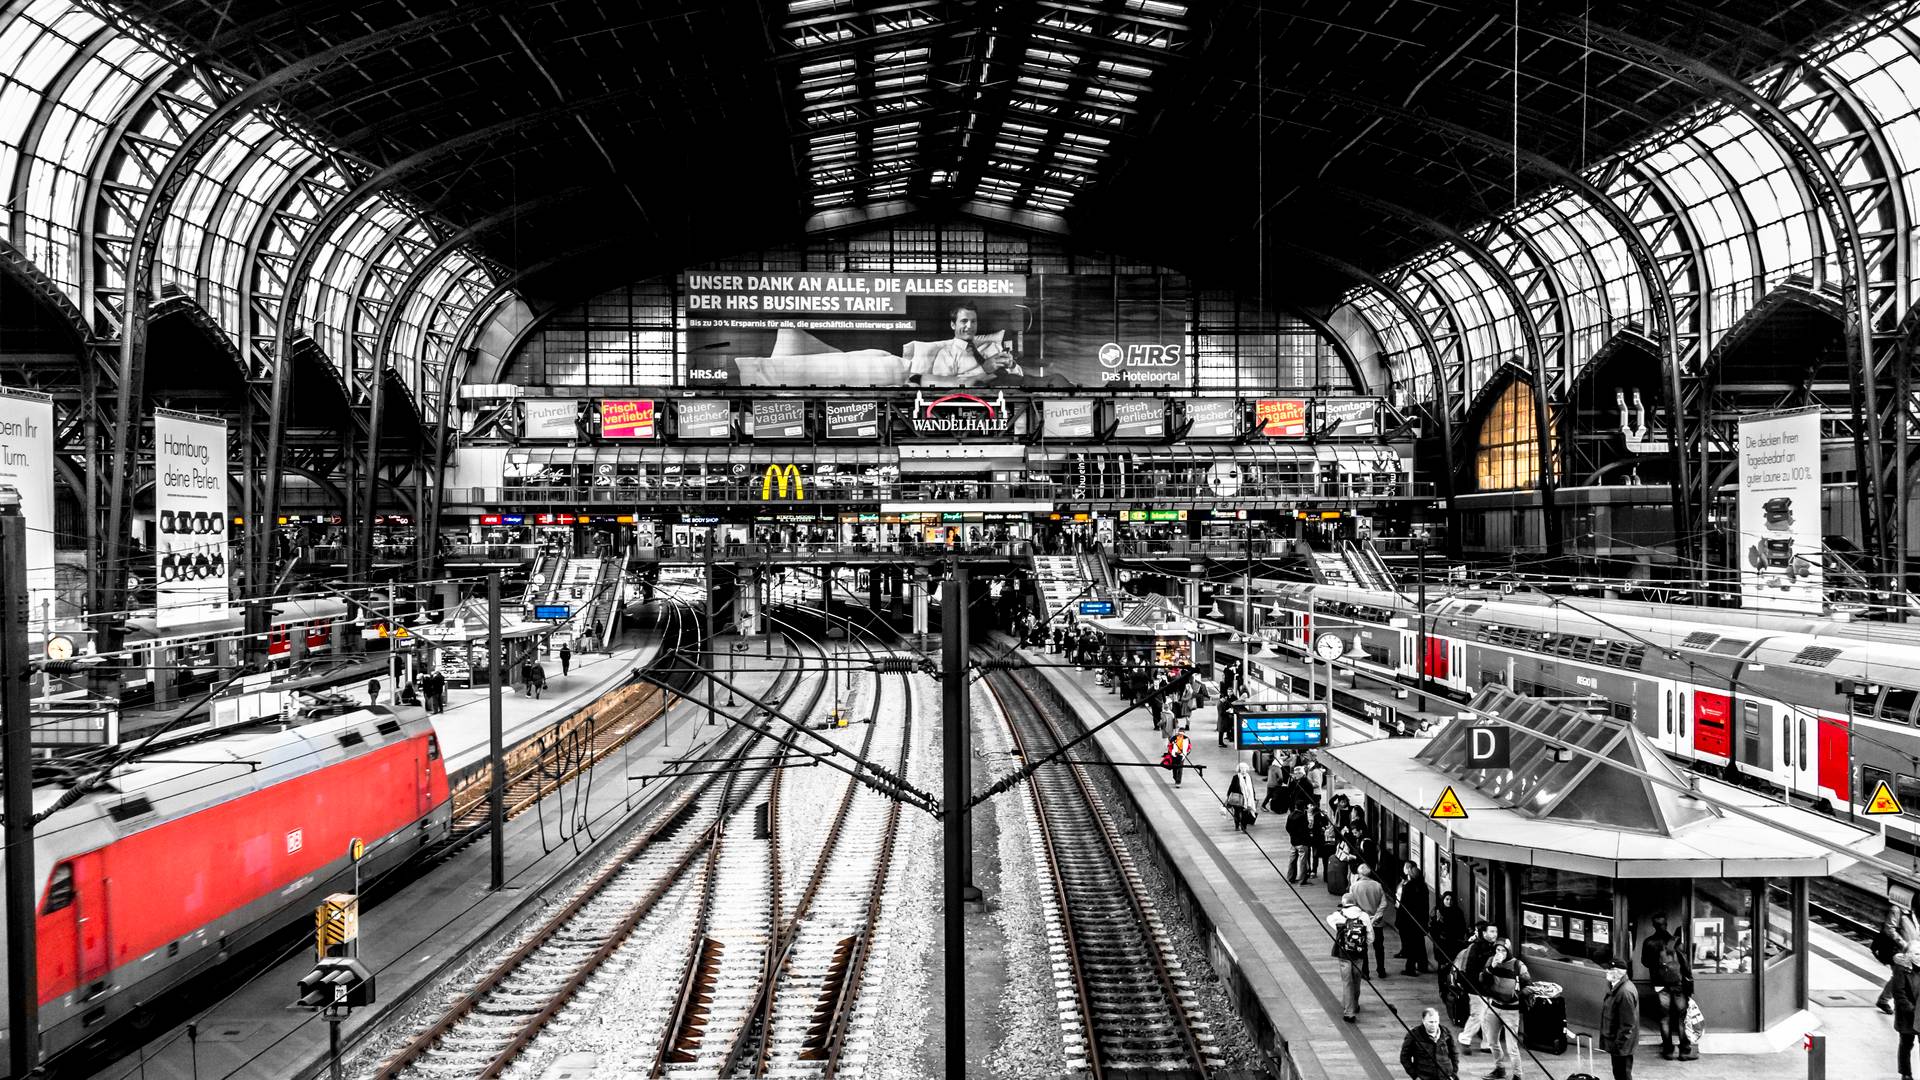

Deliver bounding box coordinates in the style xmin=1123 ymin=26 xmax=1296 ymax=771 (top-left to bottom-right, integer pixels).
xmin=1640 ymin=912 xmax=1694 ymax=1059
xmin=1327 ymin=891 xmax=1373 ymax=1023
xmin=1350 ymin=862 xmax=1391 ymax=979
xmin=367 ymin=677 xmax=381 ymax=707
xmin=1482 ymin=940 xmax=1532 ymax=1080
xmin=1400 ymin=1006 xmax=1461 ymax=1080
xmin=1164 ymin=729 xmax=1193 ymax=788
xmin=1431 ymin=890 xmax=1468 ymax=980
xmin=1263 ymin=751 xmax=1286 ymax=814
xmin=1893 ymin=942 xmax=1920 ymax=1080
xmin=559 ymin=642 xmax=572 ymax=677
xmin=1600 ymin=958 xmax=1640 ymax=1080
xmin=1226 ymin=760 xmax=1255 ymax=831
xmin=1303 ymin=805 xmax=1327 ymax=884
xmin=1456 ymin=922 xmax=1500 ymax=1055
xmin=1397 ymin=862 xmax=1432 ymax=975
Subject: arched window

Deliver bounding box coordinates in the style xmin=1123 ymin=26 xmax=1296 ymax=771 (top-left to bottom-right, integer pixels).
xmin=1475 ymin=380 xmax=1554 ymax=492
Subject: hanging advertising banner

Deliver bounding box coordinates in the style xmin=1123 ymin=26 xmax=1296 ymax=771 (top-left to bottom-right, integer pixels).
xmin=1256 ymin=398 xmax=1309 ymax=437
xmin=0 ymin=387 xmax=53 ymax=617
xmin=826 ymin=400 xmax=880 ymax=439
xmin=1113 ymin=398 xmax=1166 ymax=438
xmin=519 ymin=398 xmax=585 ymax=440
xmin=1737 ymin=407 xmax=1822 ymax=612
xmin=1041 ymin=398 xmax=1098 ymax=439
xmin=1182 ymin=397 xmax=1239 ymax=439
xmin=1318 ymin=397 xmax=1381 ymax=437
xmin=676 ymin=398 xmax=732 ymax=439
xmin=682 ymin=271 xmax=1186 ymax=389
xmin=155 ymin=409 xmax=229 ymax=628
xmin=598 ymin=399 xmax=657 ymax=439
xmin=750 ymin=398 xmax=808 ymax=439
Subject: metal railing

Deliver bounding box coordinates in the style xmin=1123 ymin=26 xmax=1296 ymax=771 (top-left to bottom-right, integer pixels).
xmin=477 ymin=478 xmax=1432 ymax=507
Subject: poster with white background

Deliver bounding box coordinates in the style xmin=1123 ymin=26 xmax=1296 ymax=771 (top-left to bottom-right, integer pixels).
xmin=0 ymin=387 xmax=54 ymax=618
xmin=155 ymin=409 xmax=230 ymax=627
xmin=1737 ymin=407 xmax=1822 ymax=612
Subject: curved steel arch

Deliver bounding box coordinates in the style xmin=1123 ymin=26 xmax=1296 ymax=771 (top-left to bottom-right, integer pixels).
xmin=1326 ymin=186 xmax=1561 ymax=553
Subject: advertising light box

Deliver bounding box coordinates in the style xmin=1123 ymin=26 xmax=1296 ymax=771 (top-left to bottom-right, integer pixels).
xmin=1234 ymin=704 xmax=1329 ymax=749
xmin=826 ymin=400 xmax=880 ymax=439
xmin=1256 ymin=398 xmax=1308 ymax=437
xmin=1319 ymin=397 xmax=1381 ymax=437
xmin=1113 ymin=397 xmax=1166 ymax=438
xmin=751 ymin=398 xmax=807 ymax=439
xmin=676 ymin=398 xmax=732 ymax=439
xmin=1042 ymin=398 xmax=1097 ymax=439
xmin=521 ymin=399 xmax=585 ymax=440
xmin=1182 ymin=397 xmax=1239 ymax=439
xmin=599 ymin=399 xmax=657 ymax=439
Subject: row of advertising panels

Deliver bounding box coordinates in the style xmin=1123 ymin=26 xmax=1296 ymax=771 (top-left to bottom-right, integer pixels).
xmin=518 ymin=396 xmax=1385 ymax=442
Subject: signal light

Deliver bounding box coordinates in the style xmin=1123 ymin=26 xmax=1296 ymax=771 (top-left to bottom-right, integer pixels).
xmin=296 ymin=957 xmax=375 ymax=1009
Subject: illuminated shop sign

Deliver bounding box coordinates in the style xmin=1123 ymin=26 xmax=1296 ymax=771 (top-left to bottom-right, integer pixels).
xmin=910 ymin=391 xmax=1013 ymax=435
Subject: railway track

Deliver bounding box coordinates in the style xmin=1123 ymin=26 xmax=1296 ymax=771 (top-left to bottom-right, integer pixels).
xmin=981 ymin=656 xmax=1218 ymax=1079
xmin=372 ymin=637 xmax=815 ymax=1080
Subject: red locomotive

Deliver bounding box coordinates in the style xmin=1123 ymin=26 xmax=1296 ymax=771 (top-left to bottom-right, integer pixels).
xmin=0 ymin=705 xmax=451 ymax=1066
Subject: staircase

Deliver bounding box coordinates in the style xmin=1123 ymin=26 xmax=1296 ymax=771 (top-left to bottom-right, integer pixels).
xmin=1032 ymin=553 xmax=1103 ymax=623
xmin=1306 ymin=544 xmax=1356 ymax=585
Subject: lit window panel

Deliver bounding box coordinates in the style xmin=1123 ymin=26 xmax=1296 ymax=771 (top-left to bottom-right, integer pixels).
xmin=1475 ymin=380 xmax=1554 ymax=492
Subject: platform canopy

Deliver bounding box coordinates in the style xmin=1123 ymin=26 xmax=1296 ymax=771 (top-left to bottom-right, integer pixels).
xmin=1417 ymin=686 xmax=1717 ymax=837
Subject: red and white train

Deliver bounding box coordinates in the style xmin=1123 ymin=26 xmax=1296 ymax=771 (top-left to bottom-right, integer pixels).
xmin=0 ymin=705 xmax=450 ymax=1066
xmin=1221 ymin=580 xmax=1920 ymax=837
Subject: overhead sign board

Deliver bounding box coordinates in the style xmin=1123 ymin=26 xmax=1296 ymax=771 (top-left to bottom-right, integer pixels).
xmin=825 ymin=400 xmax=880 ymax=439
xmin=533 ymin=604 xmax=572 ymax=620
xmin=1318 ymin=397 xmax=1381 ymax=437
xmin=1078 ymin=600 xmax=1115 ymax=617
xmin=1737 ymin=407 xmax=1821 ymax=612
xmin=1042 ymin=398 xmax=1098 ymax=439
xmin=909 ymin=391 xmax=1014 ymax=436
xmin=598 ymin=399 xmax=657 ymax=439
xmin=155 ymin=409 xmax=229 ymax=628
xmin=751 ymin=398 xmax=807 ymax=439
xmin=1233 ymin=703 xmax=1328 ymax=749
xmin=1112 ymin=397 xmax=1166 ymax=438
xmin=520 ymin=398 xmax=585 ymax=440
xmin=675 ymin=398 xmax=732 ymax=439
xmin=1256 ymin=398 xmax=1308 ymax=437
xmin=1181 ymin=397 xmax=1238 ymax=439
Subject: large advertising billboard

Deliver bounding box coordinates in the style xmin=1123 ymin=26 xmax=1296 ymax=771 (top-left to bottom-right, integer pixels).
xmin=519 ymin=398 xmax=585 ymax=440
xmin=826 ymin=401 xmax=880 ymax=439
xmin=1738 ymin=408 xmax=1822 ymax=612
xmin=1182 ymin=398 xmax=1239 ymax=439
xmin=1113 ymin=398 xmax=1166 ymax=439
xmin=0 ymin=388 xmax=53 ymax=616
xmin=683 ymin=272 xmax=1185 ymax=389
xmin=751 ymin=399 xmax=807 ymax=439
xmin=676 ymin=398 xmax=732 ymax=439
xmin=155 ymin=409 xmax=229 ymax=628
xmin=1041 ymin=398 xmax=1097 ymax=439
xmin=1256 ymin=398 xmax=1309 ymax=437
xmin=599 ymin=399 xmax=657 ymax=439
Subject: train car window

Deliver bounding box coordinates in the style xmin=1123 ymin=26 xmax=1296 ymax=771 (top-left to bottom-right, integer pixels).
xmin=1708 ymin=637 xmax=1754 ymax=657
xmin=1610 ymin=702 xmax=1635 ymax=723
xmin=1853 ymin=685 xmax=1885 ymax=719
xmin=1881 ymin=688 xmax=1920 ymax=726
xmin=1899 ymin=776 xmax=1920 ymax=819
xmin=427 ymin=734 xmax=441 ymax=760
xmin=1780 ymin=713 xmax=1791 ymax=769
xmin=1679 ymin=692 xmax=1688 ymax=737
xmin=41 ymin=862 xmax=74 ymax=914
xmin=1797 ymin=717 xmax=1807 ymax=769
xmin=1665 ymin=691 xmax=1674 ymax=735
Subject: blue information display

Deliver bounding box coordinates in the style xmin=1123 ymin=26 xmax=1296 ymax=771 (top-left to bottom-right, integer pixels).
xmin=1234 ymin=705 xmax=1328 ymax=749
xmin=1078 ymin=600 xmax=1115 ymax=616
xmin=533 ymin=604 xmax=572 ymax=620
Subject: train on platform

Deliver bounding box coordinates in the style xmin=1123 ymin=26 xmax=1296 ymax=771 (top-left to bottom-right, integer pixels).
xmin=0 ymin=703 xmax=451 ymax=1066
xmin=1218 ymin=580 xmax=1920 ymax=840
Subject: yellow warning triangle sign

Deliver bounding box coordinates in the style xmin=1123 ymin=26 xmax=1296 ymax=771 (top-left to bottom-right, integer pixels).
xmin=1430 ymin=785 xmax=1469 ymax=820
xmin=1867 ymin=780 xmax=1904 ymax=816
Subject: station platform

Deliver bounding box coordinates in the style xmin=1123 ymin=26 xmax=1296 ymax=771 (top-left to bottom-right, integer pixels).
xmin=86 ymin=632 xmax=765 ymax=1080
xmin=1022 ymin=646 xmax=1901 ymax=1080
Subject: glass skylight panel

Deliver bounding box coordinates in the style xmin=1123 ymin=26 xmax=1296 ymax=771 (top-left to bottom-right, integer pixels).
xmin=798 ymin=58 xmax=855 ymax=83
xmin=1124 ymin=0 xmax=1187 ymax=17
xmin=1097 ymin=59 xmax=1154 ymax=80
xmin=1086 ymin=86 xmax=1138 ymax=105
xmin=1017 ymin=74 xmax=1071 ymax=93
xmin=873 ymin=73 xmax=925 ymax=92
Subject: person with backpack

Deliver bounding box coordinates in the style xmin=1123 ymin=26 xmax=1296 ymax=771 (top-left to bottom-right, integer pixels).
xmin=1639 ymin=912 xmax=1695 ymax=1059
xmin=1326 ymin=891 xmax=1373 ymax=1022
xmin=1350 ymin=862 xmax=1391 ymax=979
xmin=1400 ymin=1006 xmax=1461 ymax=1080
xmin=1481 ymin=939 xmax=1532 ymax=1079
xmin=1893 ymin=942 xmax=1920 ymax=1080
xmin=1456 ymin=922 xmax=1500 ymax=1055
xmin=1165 ymin=729 xmax=1193 ymax=788
xmin=1879 ymin=900 xmax=1920 ymax=1014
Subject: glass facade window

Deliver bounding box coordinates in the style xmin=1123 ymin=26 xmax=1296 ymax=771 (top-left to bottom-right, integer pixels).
xmin=1764 ymin=881 xmax=1795 ymax=966
xmin=1474 ymin=380 xmax=1552 ymax=492
xmin=1691 ymin=878 xmax=1757 ymax=975
xmin=1519 ymin=866 xmax=1615 ymax=969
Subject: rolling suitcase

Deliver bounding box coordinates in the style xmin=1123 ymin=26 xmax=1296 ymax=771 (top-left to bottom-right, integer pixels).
xmin=1566 ymin=1033 xmax=1600 ymax=1080
xmin=1520 ymin=983 xmax=1568 ymax=1054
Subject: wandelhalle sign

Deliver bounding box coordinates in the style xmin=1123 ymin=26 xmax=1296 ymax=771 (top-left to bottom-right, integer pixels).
xmin=909 ymin=391 xmax=1013 ymax=436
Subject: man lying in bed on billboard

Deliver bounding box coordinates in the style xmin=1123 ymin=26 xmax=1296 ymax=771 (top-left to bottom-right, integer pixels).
xmin=733 ymin=300 xmax=1051 ymax=387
